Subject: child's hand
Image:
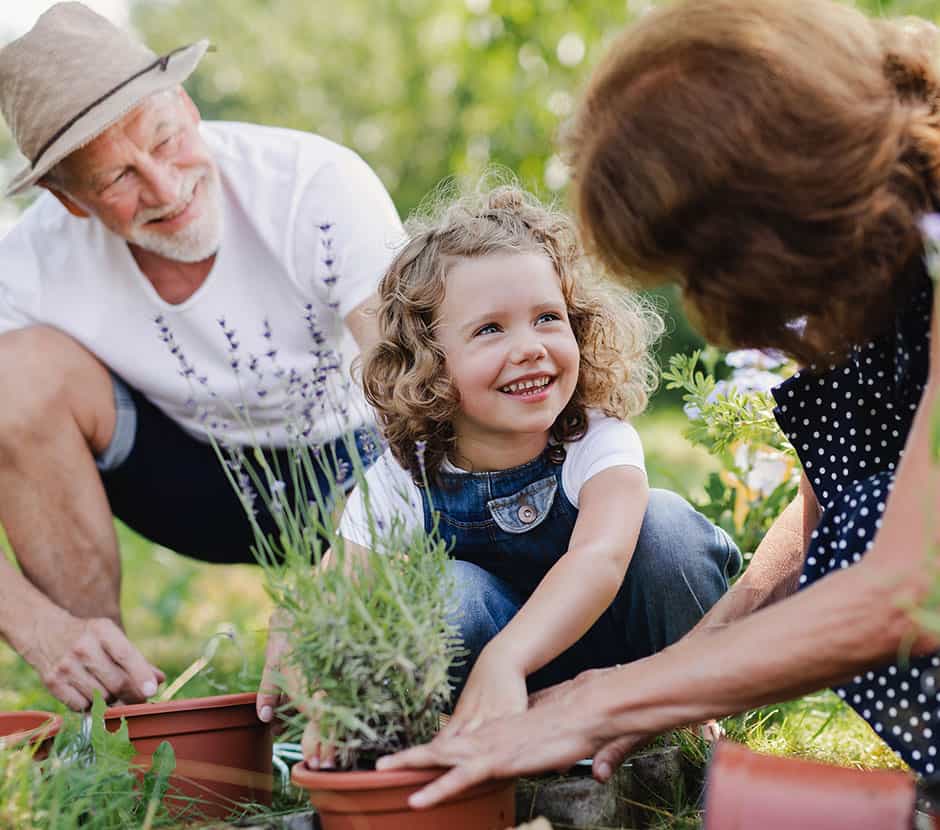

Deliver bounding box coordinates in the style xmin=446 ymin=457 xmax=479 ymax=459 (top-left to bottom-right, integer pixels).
xmin=444 ymin=643 xmax=528 ymax=737
xmin=300 ymin=698 xmax=336 ymax=770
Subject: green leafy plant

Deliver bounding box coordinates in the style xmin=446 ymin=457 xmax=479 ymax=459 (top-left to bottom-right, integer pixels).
xmin=0 ymin=694 xmax=177 ymax=829
xmin=663 ymin=347 xmax=801 ymax=558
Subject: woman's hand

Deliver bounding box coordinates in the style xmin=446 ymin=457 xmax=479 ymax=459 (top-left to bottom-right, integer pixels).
xmin=443 ymin=643 xmax=529 ymax=737
xmin=377 ymin=666 xmax=652 ymax=808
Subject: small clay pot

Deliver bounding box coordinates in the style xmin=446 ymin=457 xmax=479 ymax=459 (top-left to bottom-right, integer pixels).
xmin=291 ymin=764 xmax=516 ymax=830
xmin=704 ymin=740 xmax=915 ymax=830
xmin=104 ymin=691 xmax=271 ymax=820
xmin=0 ymin=710 xmax=62 ymax=758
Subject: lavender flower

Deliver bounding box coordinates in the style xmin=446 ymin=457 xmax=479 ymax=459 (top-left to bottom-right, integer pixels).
xmin=415 ymin=440 xmax=427 ymax=476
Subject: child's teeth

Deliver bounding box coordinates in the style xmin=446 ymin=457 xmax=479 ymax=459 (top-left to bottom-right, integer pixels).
xmin=503 ymin=376 xmax=550 ymax=393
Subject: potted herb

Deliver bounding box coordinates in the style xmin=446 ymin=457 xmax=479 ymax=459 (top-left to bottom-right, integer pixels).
xmin=234 ymin=437 xmax=516 ymax=829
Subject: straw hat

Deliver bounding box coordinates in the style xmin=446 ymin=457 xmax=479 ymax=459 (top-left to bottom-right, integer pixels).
xmin=0 ymin=2 xmax=209 ymax=196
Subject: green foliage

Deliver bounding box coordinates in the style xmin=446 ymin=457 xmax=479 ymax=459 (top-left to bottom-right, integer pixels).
xmin=0 ymin=693 xmax=178 ymax=830
xmin=224 ymin=437 xmax=462 ymax=770
xmin=663 ymin=349 xmax=801 ymax=556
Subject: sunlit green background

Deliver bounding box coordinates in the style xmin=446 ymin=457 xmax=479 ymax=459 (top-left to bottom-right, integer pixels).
xmin=0 ymin=1 xmax=935 ymax=822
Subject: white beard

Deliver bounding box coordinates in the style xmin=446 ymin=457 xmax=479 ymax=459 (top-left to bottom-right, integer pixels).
xmin=127 ymin=168 xmax=223 ymax=263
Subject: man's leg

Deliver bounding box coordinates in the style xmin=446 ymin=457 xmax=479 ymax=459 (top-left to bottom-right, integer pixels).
xmin=0 ymin=326 xmax=159 ymax=708
xmin=444 ymin=559 xmax=522 ymax=704
xmin=0 ymin=326 xmax=119 ymax=618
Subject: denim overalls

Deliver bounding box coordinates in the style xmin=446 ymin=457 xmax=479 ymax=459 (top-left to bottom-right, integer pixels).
xmin=420 ymin=443 xmax=741 ymax=697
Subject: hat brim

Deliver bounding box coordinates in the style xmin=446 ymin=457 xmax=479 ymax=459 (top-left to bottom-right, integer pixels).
xmin=5 ymin=39 xmax=209 ymax=197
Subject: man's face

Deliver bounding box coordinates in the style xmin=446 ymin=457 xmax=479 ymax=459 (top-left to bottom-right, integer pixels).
xmin=53 ymin=89 xmax=222 ymax=263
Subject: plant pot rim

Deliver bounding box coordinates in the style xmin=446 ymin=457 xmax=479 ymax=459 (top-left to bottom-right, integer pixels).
xmin=105 ymin=691 xmax=257 ymax=719
xmin=292 ymin=764 xmax=444 ymax=791
xmin=0 ymin=710 xmax=62 ymax=748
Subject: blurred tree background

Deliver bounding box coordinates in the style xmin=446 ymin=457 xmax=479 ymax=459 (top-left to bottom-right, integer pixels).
xmin=3 ymin=0 xmax=940 ymax=395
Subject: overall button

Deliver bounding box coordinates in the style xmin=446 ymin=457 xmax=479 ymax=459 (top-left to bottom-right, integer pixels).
xmin=518 ymin=504 xmax=537 ymax=524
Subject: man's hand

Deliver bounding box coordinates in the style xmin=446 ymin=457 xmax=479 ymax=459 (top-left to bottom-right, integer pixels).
xmin=24 ymin=608 xmax=163 ymax=711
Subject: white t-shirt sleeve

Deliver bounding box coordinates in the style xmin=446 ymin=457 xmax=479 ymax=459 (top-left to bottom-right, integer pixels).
xmin=339 ymin=449 xmax=424 ymax=549
xmin=0 ymin=215 xmax=43 ymax=335
xmin=292 ymin=151 xmax=404 ymax=319
xmin=562 ymin=413 xmax=646 ymax=508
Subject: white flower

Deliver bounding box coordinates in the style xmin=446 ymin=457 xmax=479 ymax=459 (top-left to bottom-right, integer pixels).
xmin=728 ymin=368 xmax=782 ymax=396
xmin=746 ymin=449 xmax=792 ymax=497
xmin=725 ymin=349 xmax=786 ymax=370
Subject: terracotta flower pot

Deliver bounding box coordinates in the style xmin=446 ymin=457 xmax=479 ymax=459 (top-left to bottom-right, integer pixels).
xmin=704 ymin=740 xmax=915 ymax=830
xmin=291 ymin=764 xmax=516 ymax=830
xmin=0 ymin=710 xmax=62 ymax=758
xmin=104 ymin=691 xmax=272 ymax=819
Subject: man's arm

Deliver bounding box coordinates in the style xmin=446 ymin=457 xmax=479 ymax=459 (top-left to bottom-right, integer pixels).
xmin=689 ymin=472 xmax=818 ymax=634
xmin=0 ymin=553 xmax=161 ymax=710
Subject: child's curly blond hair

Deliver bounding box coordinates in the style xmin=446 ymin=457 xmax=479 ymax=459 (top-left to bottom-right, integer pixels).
xmin=362 ymin=184 xmax=664 ymax=481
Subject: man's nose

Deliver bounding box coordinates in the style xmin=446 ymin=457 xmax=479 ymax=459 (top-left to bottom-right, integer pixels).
xmin=139 ymin=158 xmax=181 ymax=205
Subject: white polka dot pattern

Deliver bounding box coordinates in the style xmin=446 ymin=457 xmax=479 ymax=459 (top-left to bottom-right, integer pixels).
xmin=771 ymin=272 xmax=937 ymax=774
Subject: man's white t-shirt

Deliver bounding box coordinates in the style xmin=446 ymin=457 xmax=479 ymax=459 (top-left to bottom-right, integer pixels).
xmin=339 ymin=411 xmax=646 ymax=549
xmin=0 ymin=122 xmax=404 ymax=447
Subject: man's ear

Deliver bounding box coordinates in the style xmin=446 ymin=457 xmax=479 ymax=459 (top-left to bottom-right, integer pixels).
xmin=38 ymin=182 xmax=90 ymax=218
xmin=179 ymin=88 xmax=201 ymax=125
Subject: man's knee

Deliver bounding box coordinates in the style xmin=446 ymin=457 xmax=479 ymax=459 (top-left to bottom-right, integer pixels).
xmin=0 ymin=326 xmax=114 ymax=450
xmin=632 ymin=489 xmax=741 ymax=611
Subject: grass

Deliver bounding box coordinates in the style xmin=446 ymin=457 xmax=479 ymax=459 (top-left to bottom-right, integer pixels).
xmin=0 ymin=406 xmax=907 ymax=827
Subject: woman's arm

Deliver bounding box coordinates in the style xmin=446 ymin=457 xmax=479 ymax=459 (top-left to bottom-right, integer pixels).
xmin=689 ymin=472 xmax=817 ymax=634
xmin=380 ymin=309 xmax=940 ymax=806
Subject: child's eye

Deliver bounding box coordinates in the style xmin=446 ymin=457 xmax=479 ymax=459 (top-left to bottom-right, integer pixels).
xmin=536 ymin=312 xmax=562 ymax=324
xmin=474 ymin=323 xmax=501 ymax=337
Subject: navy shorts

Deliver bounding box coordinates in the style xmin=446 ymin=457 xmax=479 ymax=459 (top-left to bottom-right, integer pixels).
xmin=97 ymin=377 xmax=383 ymax=565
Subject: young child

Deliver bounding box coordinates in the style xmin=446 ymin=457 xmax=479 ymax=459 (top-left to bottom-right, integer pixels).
xmin=332 ymin=185 xmax=738 ymax=747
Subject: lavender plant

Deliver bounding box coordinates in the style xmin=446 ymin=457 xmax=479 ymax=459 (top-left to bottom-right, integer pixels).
xmin=156 ymin=225 xmax=461 ymax=769
xmin=664 ymin=347 xmax=801 ymax=558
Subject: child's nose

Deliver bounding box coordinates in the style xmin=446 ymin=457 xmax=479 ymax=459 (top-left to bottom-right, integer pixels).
xmin=511 ymin=335 xmax=548 ymax=363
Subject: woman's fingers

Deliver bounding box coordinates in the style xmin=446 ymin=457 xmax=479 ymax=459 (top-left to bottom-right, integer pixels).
xmin=592 ymin=734 xmax=645 ymax=782
xmin=408 ymin=760 xmax=493 ymax=809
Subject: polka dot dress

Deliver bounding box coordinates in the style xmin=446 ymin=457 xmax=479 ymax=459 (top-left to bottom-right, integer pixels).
xmin=772 ymin=267 xmax=938 ymax=775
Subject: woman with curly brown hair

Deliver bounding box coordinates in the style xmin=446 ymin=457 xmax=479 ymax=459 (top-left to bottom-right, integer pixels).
xmin=287 ymin=184 xmax=741 ymax=769
xmin=380 ymin=0 xmax=940 ymax=807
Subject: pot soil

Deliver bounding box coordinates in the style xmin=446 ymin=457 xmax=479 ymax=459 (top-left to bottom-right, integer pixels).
xmin=704 ymin=740 xmax=915 ymax=830
xmin=0 ymin=711 xmax=62 ymax=757
xmin=105 ymin=691 xmax=271 ymax=820
xmin=291 ymin=764 xmax=516 ymax=830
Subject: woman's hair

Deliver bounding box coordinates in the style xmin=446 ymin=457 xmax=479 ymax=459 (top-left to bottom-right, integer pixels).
xmin=362 ymin=183 xmax=664 ymax=481
xmin=567 ymin=0 xmax=940 ymax=365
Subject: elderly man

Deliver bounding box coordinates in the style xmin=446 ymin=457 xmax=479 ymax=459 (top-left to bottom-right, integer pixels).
xmin=0 ymin=4 xmax=402 ymax=713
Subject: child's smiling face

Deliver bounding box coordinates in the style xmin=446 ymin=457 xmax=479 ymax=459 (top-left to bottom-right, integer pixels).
xmin=435 ymin=251 xmax=580 ymax=467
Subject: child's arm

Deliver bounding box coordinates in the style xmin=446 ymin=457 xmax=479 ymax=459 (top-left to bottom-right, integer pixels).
xmin=445 ymin=465 xmax=647 ymax=735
